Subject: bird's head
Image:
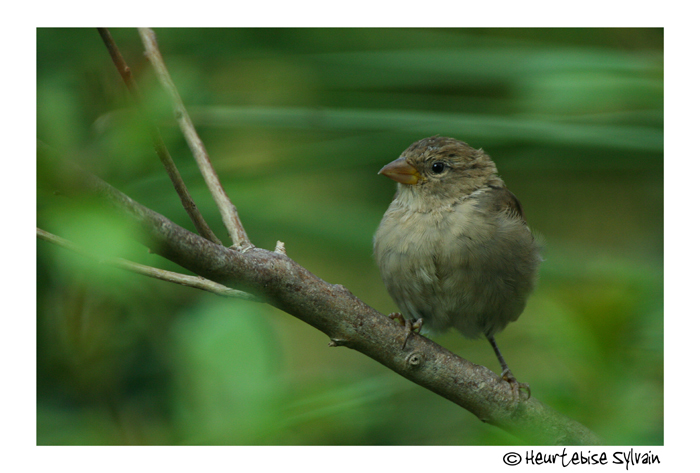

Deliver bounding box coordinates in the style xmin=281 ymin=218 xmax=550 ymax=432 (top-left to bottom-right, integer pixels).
xmin=379 ymin=136 xmax=502 ymax=210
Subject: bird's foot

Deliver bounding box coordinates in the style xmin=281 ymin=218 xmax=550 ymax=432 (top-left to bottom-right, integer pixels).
xmin=388 ymin=312 xmax=423 ymax=349
xmin=501 ymin=368 xmax=531 ymax=401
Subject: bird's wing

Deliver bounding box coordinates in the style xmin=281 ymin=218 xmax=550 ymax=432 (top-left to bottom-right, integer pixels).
xmin=485 ymin=185 xmax=528 ymax=224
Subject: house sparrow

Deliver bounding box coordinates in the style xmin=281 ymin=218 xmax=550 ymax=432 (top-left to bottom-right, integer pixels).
xmin=373 ymin=136 xmax=541 ymax=399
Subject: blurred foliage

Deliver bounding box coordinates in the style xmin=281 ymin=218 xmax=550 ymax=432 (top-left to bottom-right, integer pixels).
xmin=37 ymin=28 xmax=662 ymax=445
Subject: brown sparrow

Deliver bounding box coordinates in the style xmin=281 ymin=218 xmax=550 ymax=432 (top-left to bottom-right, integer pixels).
xmin=373 ymin=136 xmax=541 ymax=399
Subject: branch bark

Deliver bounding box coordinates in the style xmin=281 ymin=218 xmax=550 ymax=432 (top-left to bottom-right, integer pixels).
xmin=38 ymin=146 xmax=602 ymax=445
xmin=36 ymin=227 xmax=259 ymax=301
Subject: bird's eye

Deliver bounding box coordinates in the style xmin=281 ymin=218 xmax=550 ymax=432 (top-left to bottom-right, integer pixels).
xmin=431 ymin=162 xmax=446 ymax=174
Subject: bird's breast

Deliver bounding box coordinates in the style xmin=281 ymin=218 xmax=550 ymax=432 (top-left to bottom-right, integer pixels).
xmin=374 ymin=199 xmax=494 ymax=327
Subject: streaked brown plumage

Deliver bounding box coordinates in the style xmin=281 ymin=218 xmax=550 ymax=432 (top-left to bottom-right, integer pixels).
xmin=373 ymin=136 xmax=541 ymax=398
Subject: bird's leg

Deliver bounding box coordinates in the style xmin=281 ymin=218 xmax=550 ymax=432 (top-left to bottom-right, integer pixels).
xmin=487 ymin=335 xmax=531 ymax=401
xmin=388 ymin=313 xmax=423 ymax=349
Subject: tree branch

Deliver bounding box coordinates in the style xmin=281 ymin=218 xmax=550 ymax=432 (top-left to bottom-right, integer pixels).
xmin=97 ymin=28 xmax=222 ymax=246
xmin=137 ymin=28 xmax=251 ymax=249
xmin=38 ymin=145 xmax=602 ymax=445
xmin=36 ymin=227 xmax=260 ymax=301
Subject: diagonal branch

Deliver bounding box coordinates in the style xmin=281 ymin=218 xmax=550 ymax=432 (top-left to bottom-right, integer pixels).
xmin=38 ymin=146 xmax=602 ymax=445
xmin=138 ymin=28 xmax=251 ymax=250
xmin=97 ymin=28 xmax=222 ymax=246
xmin=36 ymin=227 xmax=259 ymax=301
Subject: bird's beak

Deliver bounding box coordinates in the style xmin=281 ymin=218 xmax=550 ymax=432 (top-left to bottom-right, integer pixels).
xmin=378 ymin=157 xmax=421 ymax=185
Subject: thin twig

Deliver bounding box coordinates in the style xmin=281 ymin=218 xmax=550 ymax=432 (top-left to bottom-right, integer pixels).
xmin=37 ymin=227 xmax=259 ymax=302
xmin=97 ymin=28 xmax=222 ymax=246
xmin=137 ymin=28 xmax=251 ymax=250
xmin=274 ymin=241 xmax=287 ymax=255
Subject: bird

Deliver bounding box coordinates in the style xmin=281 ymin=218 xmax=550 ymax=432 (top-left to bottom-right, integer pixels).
xmin=373 ymin=136 xmax=541 ymax=399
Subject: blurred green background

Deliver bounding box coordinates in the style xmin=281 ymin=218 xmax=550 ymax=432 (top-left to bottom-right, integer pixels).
xmin=36 ymin=28 xmax=662 ymax=445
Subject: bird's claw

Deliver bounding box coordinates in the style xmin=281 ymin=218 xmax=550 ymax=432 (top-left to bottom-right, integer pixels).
xmin=501 ymin=368 xmax=531 ymax=401
xmin=388 ymin=313 xmax=423 ymax=349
